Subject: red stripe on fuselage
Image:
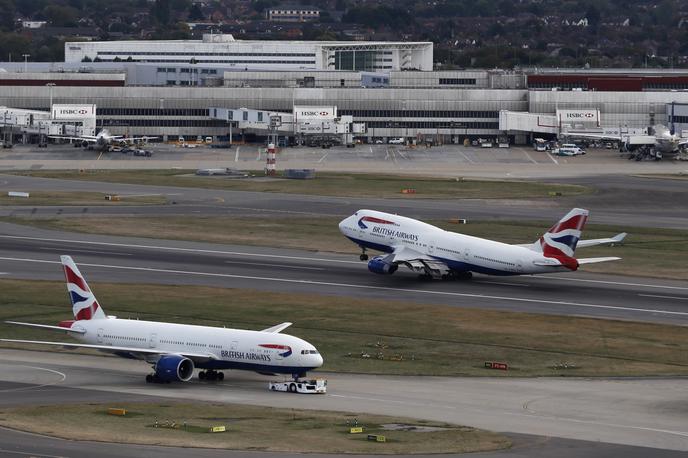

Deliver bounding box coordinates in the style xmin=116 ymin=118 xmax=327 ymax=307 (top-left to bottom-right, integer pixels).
xmin=362 ymin=216 xmax=397 ymax=225
xmin=64 ymin=265 xmax=89 ymax=292
xmin=259 ymin=344 xmax=290 ymax=350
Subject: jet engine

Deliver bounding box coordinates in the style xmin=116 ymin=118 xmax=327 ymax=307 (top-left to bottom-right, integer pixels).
xmin=367 ymin=256 xmax=398 ymax=274
xmin=81 ymin=140 xmax=89 ymax=148
xmin=154 ymin=355 xmax=194 ymax=382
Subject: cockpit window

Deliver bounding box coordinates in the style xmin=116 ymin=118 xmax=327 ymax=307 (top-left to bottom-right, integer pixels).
xmin=300 ymin=349 xmax=319 ymax=355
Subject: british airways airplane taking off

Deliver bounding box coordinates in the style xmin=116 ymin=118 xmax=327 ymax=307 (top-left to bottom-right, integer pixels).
xmin=2 ymin=256 xmax=323 ymax=383
xmin=339 ymin=208 xmax=626 ymax=279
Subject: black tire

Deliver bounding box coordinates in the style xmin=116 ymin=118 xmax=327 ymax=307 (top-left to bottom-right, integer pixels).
xmin=218 ymin=372 xmax=224 ymax=381
xmin=289 ymin=383 xmax=297 ymax=393
xmin=146 ymin=374 xmax=153 ymax=383
xmin=199 ymin=371 xmax=206 ymax=380
xmin=359 ymin=254 xmax=368 ymax=261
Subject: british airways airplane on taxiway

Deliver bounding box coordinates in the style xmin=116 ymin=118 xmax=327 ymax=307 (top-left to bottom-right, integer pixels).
xmin=339 ymin=208 xmax=626 ymax=279
xmin=2 ymin=256 xmax=323 ymax=383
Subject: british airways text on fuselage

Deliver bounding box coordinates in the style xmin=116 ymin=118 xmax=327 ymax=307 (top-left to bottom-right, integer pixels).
xmin=371 ymin=225 xmax=420 ymax=241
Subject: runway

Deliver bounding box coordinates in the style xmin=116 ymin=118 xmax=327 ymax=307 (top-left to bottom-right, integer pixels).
xmin=1 ymin=173 xmax=687 ymax=229
xmin=0 ymin=223 xmax=687 ymax=324
xmin=0 ymin=349 xmax=686 ymax=456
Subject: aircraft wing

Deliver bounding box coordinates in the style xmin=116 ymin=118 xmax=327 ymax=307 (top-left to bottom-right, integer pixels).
xmin=4 ymin=321 xmax=86 ymax=334
xmin=382 ymin=245 xmax=450 ymax=275
xmin=261 ymin=322 xmax=292 ymax=333
xmin=678 ymin=138 xmax=688 ymax=147
xmin=576 ymin=232 xmax=627 ymax=248
xmin=0 ymin=339 xmax=217 ymax=363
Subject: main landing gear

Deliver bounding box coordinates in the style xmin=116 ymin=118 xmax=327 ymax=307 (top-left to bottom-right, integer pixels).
xmin=198 ymin=370 xmax=224 ymax=381
xmin=418 ymin=271 xmax=473 ymax=281
xmin=145 ymin=374 xmax=170 ymax=384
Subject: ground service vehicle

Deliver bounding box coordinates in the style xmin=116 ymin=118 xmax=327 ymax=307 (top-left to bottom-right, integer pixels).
xmin=388 ymin=138 xmax=404 ymax=144
xmin=269 ymin=379 xmax=327 ymax=394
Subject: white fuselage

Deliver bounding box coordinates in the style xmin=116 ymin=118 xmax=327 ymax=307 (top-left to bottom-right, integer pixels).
xmin=66 ymin=318 xmax=322 ymax=374
xmin=339 ymin=210 xmax=568 ymax=276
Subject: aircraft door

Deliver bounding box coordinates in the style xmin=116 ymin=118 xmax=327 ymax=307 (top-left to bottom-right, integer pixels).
xmin=428 ymin=240 xmax=436 ymax=254
xmin=97 ymin=328 xmax=103 ymax=344
xmin=149 ymin=333 xmax=157 ymax=349
xmin=230 ymin=341 xmax=238 ymax=351
xmin=463 ymin=247 xmax=471 ymax=261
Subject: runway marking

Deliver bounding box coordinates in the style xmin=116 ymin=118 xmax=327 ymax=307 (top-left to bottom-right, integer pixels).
xmin=2 ymin=256 xmax=687 ymax=318
xmin=475 ymin=280 xmax=528 ymax=287
xmin=318 ymin=152 xmax=329 ymax=163
xmin=0 ymin=447 xmax=67 ymax=458
xmin=0 ymin=234 xmax=358 ymax=264
xmin=457 ymin=150 xmax=474 ymax=163
xmin=234 ymin=146 xmax=240 ymax=162
xmin=224 ymin=260 xmax=324 ymax=271
xmin=546 ymin=153 xmax=559 ymax=165
xmin=0 ymin=365 xmax=66 ymax=393
xmin=522 ymin=150 xmax=538 ymax=164
xmin=38 ymin=247 xmax=131 ymax=256
xmin=2 ymin=234 xmax=687 ymax=291
xmin=638 ymin=293 xmax=688 ymax=301
xmin=96 ymin=151 xmax=103 ymax=161
xmin=538 ymin=275 xmax=688 ymax=292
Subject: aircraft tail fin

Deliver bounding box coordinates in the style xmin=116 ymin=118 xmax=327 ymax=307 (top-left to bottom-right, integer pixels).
xmin=61 ymin=256 xmax=107 ymax=321
xmin=530 ymin=208 xmax=589 ymax=259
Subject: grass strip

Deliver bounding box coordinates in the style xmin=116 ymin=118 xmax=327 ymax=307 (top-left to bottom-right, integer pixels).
xmin=0 ymin=191 xmax=167 ymax=206
xmin=0 ymin=402 xmax=510 ymax=454
xmin=1 ymin=280 xmax=687 ymax=377
xmin=6 ymin=169 xmax=591 ymax=199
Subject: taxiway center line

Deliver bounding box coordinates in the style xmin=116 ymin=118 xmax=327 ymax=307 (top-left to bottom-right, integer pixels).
xmin=638 ymin=294 xmax=688 ymax=301
xmin=1 ymin=256 xmax=687 ymax=318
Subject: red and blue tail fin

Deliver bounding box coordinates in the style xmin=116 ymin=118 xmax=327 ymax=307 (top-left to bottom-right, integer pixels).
xmin=61 ymin=255 xmax=107 ymax=321
xmin=531 ymin=208 xmax=589 ymax=270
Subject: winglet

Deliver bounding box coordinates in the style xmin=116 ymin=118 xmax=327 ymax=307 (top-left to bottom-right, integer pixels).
xmin=261 ymin=322 xmax=292 ymax=333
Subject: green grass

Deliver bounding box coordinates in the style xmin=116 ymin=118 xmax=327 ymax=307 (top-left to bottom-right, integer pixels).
xmin=2 ymin=280 xmax=687 ymax=377
xmin=0 ymin=402 xmax=510 ymax=454
xmin=3 ymin=215 xmax=686 ymax=280
xmin=0 ymin=191 xmax=167 ymax=206
xmin=6 ymin=169 xmax=591 ymax=199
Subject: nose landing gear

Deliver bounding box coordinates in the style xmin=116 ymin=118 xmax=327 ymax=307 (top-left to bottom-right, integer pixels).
xmin=359 ymin=247 xmax=369 ymax=261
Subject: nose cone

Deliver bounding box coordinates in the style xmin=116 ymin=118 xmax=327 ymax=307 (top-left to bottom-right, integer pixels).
xmin=338 ymin=216 xmax=350 ymax=235
xmin=313 ymin=352 xmax=323 ymax=368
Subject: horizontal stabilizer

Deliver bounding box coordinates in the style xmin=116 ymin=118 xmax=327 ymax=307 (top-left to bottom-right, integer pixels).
xmin=577 ymin=232 xmax=627 ymax=248
xmin=261 ymin=322 xmax=292 ymax=333
xmin=577 ymin=257 xmax=621 ymax=265
xmin=4 ymin=321 xmax=86 ymax=334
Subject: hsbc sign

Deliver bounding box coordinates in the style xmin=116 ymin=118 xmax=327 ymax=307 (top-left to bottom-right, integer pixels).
xmin=557 ymin=109 xmax=599 ymax=123
xmin=52 ymin=104 xmax=96 ymax=120
xmin=294 ymin=105 xmax=337 ymax=120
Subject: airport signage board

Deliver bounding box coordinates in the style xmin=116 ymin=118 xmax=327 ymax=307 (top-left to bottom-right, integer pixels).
xmin=52 ymin=104 xmax=96 ymax=120
xmin=556 ymin=109 xmax=599 ymax=123
xmin=294 ymin=105 xmax=337 ymax=120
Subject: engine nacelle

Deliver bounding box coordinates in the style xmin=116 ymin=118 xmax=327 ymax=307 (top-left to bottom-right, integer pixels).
xmin=80 ymin=140 xmax=89 ymax=148
xmin=155 ymin=355 xmax=194 ymax=382
xmin=367 ymin=256 xmax=398 ymax=275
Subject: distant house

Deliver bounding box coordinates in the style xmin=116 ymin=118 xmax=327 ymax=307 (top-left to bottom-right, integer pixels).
xmin=267 ymin=6 xmax=320 ymax=22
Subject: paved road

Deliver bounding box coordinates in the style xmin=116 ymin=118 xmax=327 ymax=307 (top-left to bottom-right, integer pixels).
xmin=0 ymin=223 xmax=687 ymax=325
xmin=0 ymin=350 xmax=686 ymax=456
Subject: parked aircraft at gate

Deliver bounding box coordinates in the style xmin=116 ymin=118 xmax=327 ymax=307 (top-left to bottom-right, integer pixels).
xmin=339 ymin=209 xmax=626 ymax=279
xmin=50 ymin=129 xmax=156 ymax=151
xmin=2 ymin=256 xmax=323 ymax=383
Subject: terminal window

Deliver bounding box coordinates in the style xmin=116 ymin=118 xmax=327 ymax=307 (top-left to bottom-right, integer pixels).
xmin=439 ymin=78 xmax=477 ymax=85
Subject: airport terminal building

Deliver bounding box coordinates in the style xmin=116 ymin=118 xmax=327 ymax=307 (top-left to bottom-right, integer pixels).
xmin=2 ymin=38 xmax=688 ymax=145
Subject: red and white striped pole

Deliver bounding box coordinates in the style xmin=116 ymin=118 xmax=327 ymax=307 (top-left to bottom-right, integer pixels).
xmin=265 ymin=143 xmax=276 ymax=176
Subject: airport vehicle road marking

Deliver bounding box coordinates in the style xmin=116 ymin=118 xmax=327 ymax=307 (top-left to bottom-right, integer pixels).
xmin=38 ymin=247 xmax=131 ymax=256
xmin=0 ymin=365 xmax=66 ymax=393
xmin=224 ymin=260 xmax=324 ymax=271
xmin=2 ymin=256 xmax=687 ymax=318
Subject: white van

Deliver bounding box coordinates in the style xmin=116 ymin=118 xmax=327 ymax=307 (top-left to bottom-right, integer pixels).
xmin=388 ymin=138 xmax=404 ymax=144
xmin=559 ymin=143 xmax=585 ymax=155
